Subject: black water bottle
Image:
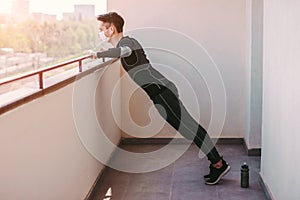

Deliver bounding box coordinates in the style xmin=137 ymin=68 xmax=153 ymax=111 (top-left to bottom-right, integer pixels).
xmin=241 ymin=162 xmax=249 ymax=188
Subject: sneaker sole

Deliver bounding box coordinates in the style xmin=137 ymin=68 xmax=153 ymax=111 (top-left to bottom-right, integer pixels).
xmin=205 ymin=165 xmax=231 ymax=185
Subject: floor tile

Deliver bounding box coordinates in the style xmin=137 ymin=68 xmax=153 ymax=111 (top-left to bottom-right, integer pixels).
xmin=93 ymin=143 xmax=267 ymax=200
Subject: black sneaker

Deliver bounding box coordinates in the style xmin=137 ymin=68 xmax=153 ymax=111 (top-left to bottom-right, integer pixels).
xmin=205 ymin=158 xmax=231 ymax=185
xmin=203 ymin=159 xmax=229 ymax=181
xmin=203 ymin=159 xmax=228 ymax=181
xmin=203 ymin=164 xmax=212 ymax=181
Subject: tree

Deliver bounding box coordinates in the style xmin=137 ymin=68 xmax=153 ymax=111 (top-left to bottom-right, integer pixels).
xmin=0 ymin=19 xmax=98 ymax=58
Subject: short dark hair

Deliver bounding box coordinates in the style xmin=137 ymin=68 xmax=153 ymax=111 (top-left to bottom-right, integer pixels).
xmin=97 ymin=12 xmax=124 ymax=33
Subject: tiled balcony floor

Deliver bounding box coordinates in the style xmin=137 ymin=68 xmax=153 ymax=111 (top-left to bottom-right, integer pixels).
xmin=93 ymin=143 xmax=266 ymax=200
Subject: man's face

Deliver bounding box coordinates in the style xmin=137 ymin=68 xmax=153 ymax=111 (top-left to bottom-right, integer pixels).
xmin=99 ymin=21 xmax=111 ymax=32
xmin=99 ymin=21 xmax=113 ymax=38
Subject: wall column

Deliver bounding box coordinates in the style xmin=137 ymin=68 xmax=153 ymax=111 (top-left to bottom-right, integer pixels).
xmin=244 ymin=0 xmax=263 ymax=154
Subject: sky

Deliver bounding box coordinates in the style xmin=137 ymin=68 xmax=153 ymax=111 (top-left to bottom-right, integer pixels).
xmin=0 ymin=0 xmax=107 ymax=18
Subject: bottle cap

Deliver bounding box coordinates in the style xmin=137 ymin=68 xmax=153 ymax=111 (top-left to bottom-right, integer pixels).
xmin=242 ymin=162 xmax=249 ymax=169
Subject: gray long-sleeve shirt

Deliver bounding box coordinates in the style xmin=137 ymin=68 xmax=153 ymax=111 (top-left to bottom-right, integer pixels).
xmin=116 ymin=36 xmax=179 ymax=98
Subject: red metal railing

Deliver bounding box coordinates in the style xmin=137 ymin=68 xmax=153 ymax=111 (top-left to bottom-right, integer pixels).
xmin=0 ymin=55 xmax=92 ymax=89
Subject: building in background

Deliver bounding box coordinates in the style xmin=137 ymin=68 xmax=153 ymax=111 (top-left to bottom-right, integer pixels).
xmin=62 ymin=12 xmax=75 ymax=21
xmin=31 ymin=13 xmax=57 ymax=23
xmin=74 ymin=5 xmax=95 ymax=21
xmin=11 ymin=0 xmax=30 ymax=23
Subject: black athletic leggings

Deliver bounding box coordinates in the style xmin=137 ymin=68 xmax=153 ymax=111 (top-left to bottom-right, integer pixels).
xmin=148 ymin=84 xmax=221 ymax=164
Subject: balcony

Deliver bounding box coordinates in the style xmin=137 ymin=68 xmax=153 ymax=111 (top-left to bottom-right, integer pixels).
xmin=0 ymin=56 xmax=266 ymax=200
xmin=1 ymin=0 xmax=300 ymax=200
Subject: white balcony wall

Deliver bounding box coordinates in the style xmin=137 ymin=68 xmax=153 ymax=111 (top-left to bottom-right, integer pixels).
xmin=244 ymin=0 xmax=263 ymax=150
xmin=261 ymin=0 xmax=300 ymax=199
xmin=108 ymin=0 xmax=246 ymax=138
xmin=0 ymin=61 xmax=122 ymax=200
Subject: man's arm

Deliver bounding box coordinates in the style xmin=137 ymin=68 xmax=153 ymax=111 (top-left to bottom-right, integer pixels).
xmin=94 ymin=46 xmax=132 ymax=58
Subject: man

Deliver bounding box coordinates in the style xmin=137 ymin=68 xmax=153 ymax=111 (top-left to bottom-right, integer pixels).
xmin=89 ymin=12 xmax=230 ymax=185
